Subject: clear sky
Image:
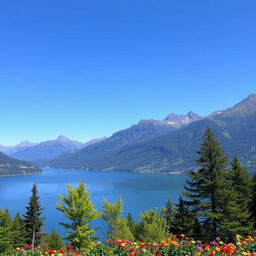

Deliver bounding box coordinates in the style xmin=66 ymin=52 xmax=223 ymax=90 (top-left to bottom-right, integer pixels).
xmin=0 ymin=0 xmax=256 ymax=145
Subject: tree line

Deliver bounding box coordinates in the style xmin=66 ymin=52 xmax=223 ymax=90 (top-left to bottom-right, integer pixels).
xmin=1 ymin=127 xmax=256 ymax=253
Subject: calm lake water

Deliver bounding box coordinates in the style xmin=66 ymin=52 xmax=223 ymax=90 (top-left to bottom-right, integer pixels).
xmin=0 ymin=168 xmax=187 ymax=239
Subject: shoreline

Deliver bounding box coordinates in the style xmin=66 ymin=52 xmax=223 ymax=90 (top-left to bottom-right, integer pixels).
xmin=0 ymin=171 xmax=42 ymax=178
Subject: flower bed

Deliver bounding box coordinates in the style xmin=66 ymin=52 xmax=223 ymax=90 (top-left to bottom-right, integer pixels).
xmin=12 ymin=235 xmax=256 ymax=256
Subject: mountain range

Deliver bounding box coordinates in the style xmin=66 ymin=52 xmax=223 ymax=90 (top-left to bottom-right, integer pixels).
xmin=47 ymin=94 xmax=256 ymax=173
xmin=1 ymin=94 xmax=256 ymax=175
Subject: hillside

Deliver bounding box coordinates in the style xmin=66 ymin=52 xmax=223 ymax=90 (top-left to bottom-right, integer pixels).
xmin=0 ymin=152 xmax=42 ymax=176
xmin=48 ymin=94 xmax=256 ymax=173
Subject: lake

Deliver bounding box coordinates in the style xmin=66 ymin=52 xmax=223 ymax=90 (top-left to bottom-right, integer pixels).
xmin=0 ymin=168 xmax=187 ymax=239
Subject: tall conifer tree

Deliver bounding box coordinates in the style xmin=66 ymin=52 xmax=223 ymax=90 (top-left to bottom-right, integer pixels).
xmin=183 ymin=127 xmax=228 ymax=239
xmin=219 ymin=157 xmax=253 ymax=239
xmin=23 ymin=184 xmax=44 ymax=248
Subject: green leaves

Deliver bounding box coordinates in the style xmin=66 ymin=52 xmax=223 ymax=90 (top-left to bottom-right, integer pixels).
xmin=56 ymin=183 xmax=100 ymax=251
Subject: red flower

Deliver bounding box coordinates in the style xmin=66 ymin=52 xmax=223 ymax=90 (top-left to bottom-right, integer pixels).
xmin=67 ymin=245 xmax=73 ymax=249
xmin=59 ymin=249 xmax=65 ymax=253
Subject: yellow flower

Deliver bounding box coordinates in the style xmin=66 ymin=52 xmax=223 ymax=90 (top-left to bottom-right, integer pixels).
xmin=215 ymin=247 xmax=220 ymax=252
xmin=16 ymin=247 xmax=20 ymax=250
xmin=57 ymin=253 xmax=63 ymax=256
xmin=236 ymin=234 xmax=242 ymax=241
xmin=191 ymin=240 xmax=196 ymax=244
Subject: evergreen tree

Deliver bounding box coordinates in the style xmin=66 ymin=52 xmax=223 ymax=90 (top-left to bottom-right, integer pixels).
xmin=135 ymin=209 xmax=168 ymax=242
xmin=172 ymin=197 xmax=198 ymax=237
xmin=56 ymin=183 xmax=100 ymax=250
xmin=47 ymin=230 xmax=64 ymax=250
xmin=251 ymin=172 xmax=256 ymax=228
xmin=163 ymin=200 xmax=174 ymax=234
xmin=230 ymin=156 xmax=252 ymax=201
xmin=102 ymin=199 xmax=134 ymax=241
xmin=23 ymin=184 xmax=44 ymax=248
xmin=0 ymin=209 xmax=14 ymax=254
xmin=219 ymin=157 xmax=253 ymax=240
xmin=183 ymin=127 xmax=228 ymax=239
xmin=126 ymin=212 xmax=135 ymax=235
xmin=12 ymin=213 xmax=26 ymax=248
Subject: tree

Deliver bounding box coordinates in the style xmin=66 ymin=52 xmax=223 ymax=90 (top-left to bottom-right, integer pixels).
xmin=0 ymin=209 xmax=13 ymax=254
xmin=56 ymin=183 xmax=100 ymax=250
xmin=219 ymin=157 xmax=253 ymax=240
xmin=47 ymin=230 xmax=64 ymax=249
xmin=135 ymin=209 xmax=168 ymax=242
xmin=11 ymin=213 xmax=26 ymax=248
xmin=183 ymin=127 xmax=228 ymax=239
xmin=102 ymin=199 xmax=134 ymax=241
xmin=251 ymin=172 xmax=256 ymax=228
xmin=163 ymin=200 xmax=175 ymax=234
xmin=126 ymin=212 xmax=135 ymax=235
xmin=172 ymin=197 xmax=198 ymax=237
xmin=23 ymin=184 xmax=44 ymax=248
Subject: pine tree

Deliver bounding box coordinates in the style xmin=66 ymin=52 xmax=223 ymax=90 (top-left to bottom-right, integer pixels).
xmin=163 ymin=200 xmax=174 ymax=234
xmin=56 ymin=183 xmax=100 ymax=250
xmin=0 ymin=209 xmax=14 ymax=254
xmin=251 ymin=172 xmax=256 ymax=228
xmin=183 ymin=127 xmax=228 ymax=239
xmin=12 ymin=213 xmax=26 ymax=248
xmin=172 ymin=197 xmax=198 ymax=237
xmin=219 ymin=157 xmax=253 ymax=240
xmin=230 ymin=156 xmax=252 ymax=201
xmin=23 ymin=184 xmax=44 ymax=248
xmin=102 ymin=199 xmax=134 ymax=241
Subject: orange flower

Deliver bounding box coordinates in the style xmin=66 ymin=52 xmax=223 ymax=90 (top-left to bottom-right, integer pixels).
xmin=160 ymin=240 xmax=168 ymax=246
xmin=209 ymin=251 xmax=215 ymax=256
xmin=170 ymin=241 xmax=178 ymax=246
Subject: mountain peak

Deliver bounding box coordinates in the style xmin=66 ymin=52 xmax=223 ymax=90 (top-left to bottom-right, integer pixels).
xmin=163 ymin=112 xmax=201 ymax=127
xmin=213 ymin=93 xmax=256 ymax=118
xmin=57 ymin=135 xmax=70 ymax=142
xmin=243 ymin=93 xmax=256 ymax=102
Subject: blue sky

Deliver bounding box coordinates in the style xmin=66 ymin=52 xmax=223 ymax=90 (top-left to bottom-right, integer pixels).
xmin=0 ymin=0 xmax=256 ymax=145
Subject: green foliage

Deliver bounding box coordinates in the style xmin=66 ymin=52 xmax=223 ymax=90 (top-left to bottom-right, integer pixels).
xmin=163 ymin=200 xmax=174 ymax=233
xmin=102 ymin=199 xmax=134 ymax=241
xmin=56 ymin=183 xmax=100 ymax=251
xmin=251 ymin=172 xmax=256 ymax=228
xmin=47 ymin=230 xmax=64 ymax=249
xmin=135 ymin=209 xmax=168 ymax=242
xmin=219 ymin=157 xmax=253 ymax=240
xmin=126 ymin=212 xmax=135 ymax=235
xmin=172 ymin=197 xmax=199 ymax=237
xmin=0 ymin=209 xmax=14 ymax=254
xmin=184 ymin=127 xmax=228 ymax=239
xmin=11 ymin=213 xmax=26 ymax=248
xmin=23 ymin=184 xmax=44 ymax=247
